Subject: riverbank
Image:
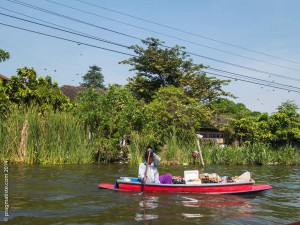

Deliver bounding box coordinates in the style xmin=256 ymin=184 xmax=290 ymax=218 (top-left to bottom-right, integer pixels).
xmin=1 ymin=109 xmax=299 ymax=165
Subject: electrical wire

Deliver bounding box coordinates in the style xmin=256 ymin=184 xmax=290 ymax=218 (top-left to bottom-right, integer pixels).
xmin=1 ymin=10 xmax=300 ymax=92
xmin=44 ymin=0 xmax=300 ymax=72
xmin=1 ymin=21 xmax=299 ymax=93
xmin=5 ymin=0 xmax=141 ymax=41
xmin=3 ymin=0 xmax=300 ymax=83
xmin=205 ymin=71 xmax=300 ymax=93
xmin=0 ymin=22 xmax=300 ymax=93
xmin=0 ymin=12 xmax=129 ymax=49
xmin=76 ymin=0 xmax=300 ymax=65
xmin=205 ymin=68 xmax=300 ymax=92
xmin=0 ymin=22 xmax=134 ymax=57
xmin=0 ymin=6 xmax=128 ymax=49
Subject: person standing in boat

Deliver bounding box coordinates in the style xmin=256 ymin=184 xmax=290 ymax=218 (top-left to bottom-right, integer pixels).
xmin=138 ymin=146 xmax=173 ymax=184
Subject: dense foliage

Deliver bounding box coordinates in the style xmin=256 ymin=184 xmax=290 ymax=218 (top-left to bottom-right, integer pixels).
xmin=1 ymin=42 xmax=299 ymax=165
xmin=219 ymin=100 xmax=300 ymax=146
xmin=120 ymin=38 xmax=233 ymax=103
xmin=0 ymin=67 xmax=71 ymax=117
xmin=144 ymin=86 xmax=211 ymax=142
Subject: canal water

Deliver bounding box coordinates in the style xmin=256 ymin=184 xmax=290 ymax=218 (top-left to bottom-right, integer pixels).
xmin=0 ymin=163 xmax=299 ymax=224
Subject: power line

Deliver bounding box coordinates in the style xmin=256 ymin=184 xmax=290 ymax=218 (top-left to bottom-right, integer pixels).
xmin=4 ymin=0 xmax=300 ymax=83
xmin=0 ymin=12 xmax=129 ymax=49
xmin=45 ymin=0 xmax=300 ymax=72
xmin=0 ymin=6 xmax=125 ymax=48
xmin=5 ymin=0 xmax=141 ymax=41
xmin=76 ymin=0 xmax=300 ymax=65
xmin=1 ymin=21 xmax=299 ymax=94
xmin=205 ymin=68 xmax=300 ymax=92
xmin=3 ymin=10 xmax=300 ymax=92
xmin=185 ymin=51 xmax=300 ymax=83
xmin=0 ymin=22 xmax=134 ymax=57
xmin=205 ymin=71 xmax=300 ymax=93
xmin=2 ymin=11 xmax=299 ymax=92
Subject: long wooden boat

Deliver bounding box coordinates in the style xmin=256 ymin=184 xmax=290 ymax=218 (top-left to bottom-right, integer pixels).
xmin=98 ymin=176 xmax=272 ymax=194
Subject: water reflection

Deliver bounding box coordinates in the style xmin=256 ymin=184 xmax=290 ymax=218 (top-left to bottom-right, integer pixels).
xmin=135 ymin=195 xmax=159 ymax=221
xmin=179 ymin=194 xmax=254 ymax=219
xmin=181 ymin=213 xmax=209 ymax=218
xmin=134 ymin=192 xmax=256 ymax=222
xmin=139 ymin=196 xmax=159 ymax=209
xmin=181 ymin=194 xmax=252 ymax=208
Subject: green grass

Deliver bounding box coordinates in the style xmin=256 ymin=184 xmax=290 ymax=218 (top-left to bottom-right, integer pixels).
xmin=1 ymin=107 xmax=299 ymax=165
xmin=202 ymin=143 xmax=300 ymax=165
xmin=0 ymin=107 xmax=95 ymax=164
xmin=127 ymin=130 xmax=158 ymax=165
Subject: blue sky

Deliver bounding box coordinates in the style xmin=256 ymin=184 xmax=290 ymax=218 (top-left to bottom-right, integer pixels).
xmin=0 ymin=0 xmax=299 ymax=113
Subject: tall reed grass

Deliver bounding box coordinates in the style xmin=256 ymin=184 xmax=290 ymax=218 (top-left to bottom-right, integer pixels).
xmin=127 ymin=132 xmax=299 ymax=166
xmin=1 ymin=107 xmax=299 ymax=165
xmin=127 ymin=130 xmax=158 ymax=165
xmin=160 ymin=135 xmax=196 ymax=165
xmin=0 ymin=107 xmax=96 ymax=164
xmin=202 ymin=143 xmax=299 ymax=165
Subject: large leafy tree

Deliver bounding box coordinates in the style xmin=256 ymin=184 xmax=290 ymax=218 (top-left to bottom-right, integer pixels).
xmin=120 ymin=37 xmax=232 ymax=103
xmin=144 ymin=85 xmax=211 ymax=142
xmin=81 ymin=65 xmax=106 ymax=89
xmin=210 ymin=98 xmax=253 ymax=119
xmin=0 ymin=49 xmax=10 ymax=63
xmin=268 ymin=100 xmax=300 ymax=144
xmin=4 ymin=67 xmax=70 ymax=111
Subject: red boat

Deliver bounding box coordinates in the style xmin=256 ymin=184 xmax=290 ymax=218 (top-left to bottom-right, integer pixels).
xmin=98 ymin=171 xmax=272 ymax=194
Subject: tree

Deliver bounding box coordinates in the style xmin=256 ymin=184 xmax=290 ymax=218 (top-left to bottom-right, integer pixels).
xmin=76 ymin=84 xmax=144 ymax=161
xmin=0 ymin=79 xmax=11 ymax=116
xmin=221 ymin=101 xmax=300 ymax=146
xmin=81 ymin=65 xmax=105 ymax=89
xmin=4 ymin=67 xmax=70 ymax=111
xmin=144 ymin=85 xmax=211 ymax=142
xmin=268 ymin=100 xmax=300 ymax=144
xmin=0 ymin=49 xmax=10 ymax=63
xmin=277 ymin=100 xmax=299 ymax=118
xmin=210 ymin=98 xmax=252 ymax=119
xmin=120 ymin=38 xmax=233 ymax=103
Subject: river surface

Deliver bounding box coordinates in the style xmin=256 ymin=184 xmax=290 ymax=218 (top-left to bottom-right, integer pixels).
xmin=0 ymin=163 xmax=299 ymax=225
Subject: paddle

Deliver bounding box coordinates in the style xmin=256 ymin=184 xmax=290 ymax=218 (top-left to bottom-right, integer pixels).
xmin=141 ymin=150 xmax=151 ymax=193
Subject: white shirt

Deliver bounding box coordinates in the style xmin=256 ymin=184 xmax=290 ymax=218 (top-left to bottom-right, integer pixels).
xmin=138 ymin=154 xmax=161 ymax=184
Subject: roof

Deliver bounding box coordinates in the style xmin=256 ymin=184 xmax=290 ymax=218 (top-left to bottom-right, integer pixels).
xmin=0 ymin=74 xmax=11 ymax=81
xmin=200 ymin=115 xmax=230 ymax=129
xmin=60 ymin=85 xmax=104 ymax=101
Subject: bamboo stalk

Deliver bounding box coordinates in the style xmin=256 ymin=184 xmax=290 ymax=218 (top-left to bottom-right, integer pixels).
xmin=18 ymin=119 xmax=29 ymax=162
xmin=196 ymin=135 xmax=205 ymax=167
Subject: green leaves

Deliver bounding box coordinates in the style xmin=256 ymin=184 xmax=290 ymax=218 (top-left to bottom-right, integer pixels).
xmin=0 ymin=49 xmax=10 ymax=63
xmin=268 ymin=101 xmax=300 ymax=143
xmin=144 ymin=86 xmax=210 ymax=142
xmin=1 ymin=67 xmax=70 ymax=112
xmin=121 ymin=38 xmax=232 ymax=103
xmin=81 ymin=65 xmax=106 ymax=89
xmin=222 ymin=100 xmax=300 ymax=145
xmin=76 ymin=85 xmax=145 ymax=161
